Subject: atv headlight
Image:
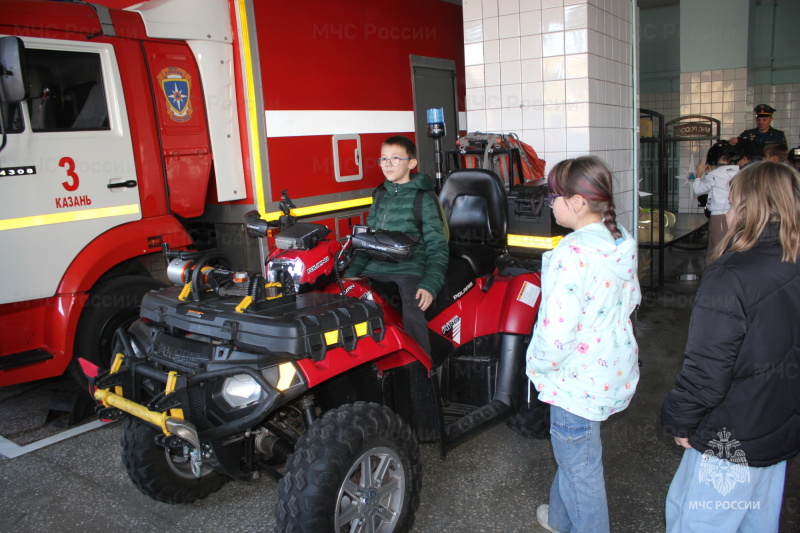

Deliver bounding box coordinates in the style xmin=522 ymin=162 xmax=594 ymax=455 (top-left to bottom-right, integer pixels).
xmin=268 ymin=257 xmax=304 ymax=291
xmin=221 ymin=374 xmax=266 ymax=409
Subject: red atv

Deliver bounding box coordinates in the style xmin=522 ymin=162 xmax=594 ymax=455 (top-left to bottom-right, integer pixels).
xmin=84 ymin=170 xmax=556 ymax=532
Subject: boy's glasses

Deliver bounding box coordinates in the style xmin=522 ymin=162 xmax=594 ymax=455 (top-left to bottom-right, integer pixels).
xmin=377 ymin=157 xmax=411 ymax=166
xmin=546 ymin=194 xmax=561 ymax=207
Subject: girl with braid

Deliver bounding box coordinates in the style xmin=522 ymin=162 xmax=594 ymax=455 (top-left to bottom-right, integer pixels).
xmin=527 ymin=156 xmax=641 ymax=533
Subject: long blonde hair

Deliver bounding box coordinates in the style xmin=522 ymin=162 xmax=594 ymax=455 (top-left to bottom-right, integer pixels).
xmin=710 ymin=161 xmax=800 ymax=263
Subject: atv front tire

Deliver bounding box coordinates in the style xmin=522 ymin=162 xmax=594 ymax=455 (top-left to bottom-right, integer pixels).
xmin=121 ymin=417 xmax=227 ymax=504
xmin=276 ymin=402 xmax=421 ymax=532
xmin=506 ymin=398 xmax=551 ymax=439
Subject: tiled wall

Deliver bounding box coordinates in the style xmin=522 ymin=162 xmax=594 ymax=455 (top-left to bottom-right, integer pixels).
xmin=752 ymin=84 xmax=800 ymax=147
xmin=463 ymin=0 xmax=637 ymax=230
xmin=639 ymin=92 xmax=679 ymax=125
xmin=644 ymin=71 xmax=800 ymax=213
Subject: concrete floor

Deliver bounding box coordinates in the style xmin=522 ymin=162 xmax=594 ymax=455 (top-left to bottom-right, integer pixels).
xmin=0 ymin=243 xmax=797 ymax=532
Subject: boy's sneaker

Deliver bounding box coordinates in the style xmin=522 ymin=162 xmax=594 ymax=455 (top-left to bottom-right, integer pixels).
xmin=536 ymin=504 xmax=558 ymax=533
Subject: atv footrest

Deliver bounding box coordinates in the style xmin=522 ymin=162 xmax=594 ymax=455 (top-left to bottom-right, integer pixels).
xmin=441 ymin=401 xmax=479 ymax=424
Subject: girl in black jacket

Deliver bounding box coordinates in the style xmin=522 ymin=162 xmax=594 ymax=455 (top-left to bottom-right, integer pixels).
xmin=661 ymin=162 xmax=800 ymax=532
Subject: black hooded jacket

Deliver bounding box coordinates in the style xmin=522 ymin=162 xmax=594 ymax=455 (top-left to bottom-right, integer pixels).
xmin=661 ymin=224 xmax=800 ymax=467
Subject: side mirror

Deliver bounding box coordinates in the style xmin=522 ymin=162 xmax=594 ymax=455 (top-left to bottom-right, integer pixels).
xmin=0 ymin=36 xmax=28 ymax=103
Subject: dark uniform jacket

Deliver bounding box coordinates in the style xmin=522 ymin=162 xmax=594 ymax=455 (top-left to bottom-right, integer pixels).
xmin=661 ymin=224 xmax=800 ymax=467
xmin=738 ymin=126 xmax=787 ymax=147
xmin=347 ymin=172 xmax=449 ymax=298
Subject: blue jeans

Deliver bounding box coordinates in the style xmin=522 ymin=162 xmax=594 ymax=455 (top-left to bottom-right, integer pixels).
xmin=666 ymin=447 xmax=786 ymax=533
xmin=546 ymin=405 xmax=609 ymax=533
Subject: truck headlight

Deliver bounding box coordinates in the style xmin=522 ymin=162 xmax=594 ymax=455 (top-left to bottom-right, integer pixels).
xmin=221 ymin=374 xmax=265 ymax=408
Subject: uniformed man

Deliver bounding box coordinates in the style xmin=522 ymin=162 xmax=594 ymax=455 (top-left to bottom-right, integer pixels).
xmin=729 ymin=104 xmax=787 ymax=148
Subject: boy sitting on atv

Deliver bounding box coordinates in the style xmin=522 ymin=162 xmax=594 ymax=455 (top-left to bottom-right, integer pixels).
xmin=345 ymin=135 xmax=449 ymax=354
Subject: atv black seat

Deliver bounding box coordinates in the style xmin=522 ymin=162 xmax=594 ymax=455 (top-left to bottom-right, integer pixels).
xmin=439 ymin=169 xmax=508 ymax=277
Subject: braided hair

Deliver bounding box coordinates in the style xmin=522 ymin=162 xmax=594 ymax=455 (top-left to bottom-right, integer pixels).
xmin=548 ymin=156 xmax=622 ymax=240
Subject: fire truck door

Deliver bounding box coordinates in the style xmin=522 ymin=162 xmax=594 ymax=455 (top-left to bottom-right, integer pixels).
xmin=0 ymin=38 xmax=140 ymax=306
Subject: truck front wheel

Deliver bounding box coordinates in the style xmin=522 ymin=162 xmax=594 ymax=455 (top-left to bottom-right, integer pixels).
xmin=121 ymin=417 xmax=228 ymax=504
xmin=70 ymin=275 xmax=164 ymax=387
xmin=276 ymin=402 xmax=421 ymax=533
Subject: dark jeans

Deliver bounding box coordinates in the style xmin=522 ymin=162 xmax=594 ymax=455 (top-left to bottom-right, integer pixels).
xmin=367 ymin=274 xmax=431 ymax=354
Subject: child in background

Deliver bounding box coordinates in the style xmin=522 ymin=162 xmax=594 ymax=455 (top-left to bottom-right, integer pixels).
xmin=661 ymin=162 xmax=800 ymax=532
xmin=527 ymin=156 xmax=641 ymax=533
xmin=690 ymin=141 xmax=740 ymax=262
xmin=345 ymin=135 xmax=448 ymax=354
xmin=763 ymin=142 xmax=788 ymax=163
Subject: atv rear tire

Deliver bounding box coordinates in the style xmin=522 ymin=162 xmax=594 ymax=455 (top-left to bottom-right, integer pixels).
xmin=506 ymin=398 xmax=551 ymax=439
xmin=121 ymin=417 xmax=227 ymax=504
xmin=275 ymin=402 xmax=421 ymax=532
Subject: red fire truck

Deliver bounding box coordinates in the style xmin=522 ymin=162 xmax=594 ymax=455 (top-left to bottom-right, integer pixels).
xmin=0 ymin=0 xmax=465 ymax=387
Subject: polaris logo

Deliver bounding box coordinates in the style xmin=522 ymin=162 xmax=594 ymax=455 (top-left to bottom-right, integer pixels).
xmin=453 ymin=281 xmax=474 ymax=301
xmin=441 ymin=315 xmax=462 ymax=345
xmin=307 ymin=256 xmax=329 ymax=274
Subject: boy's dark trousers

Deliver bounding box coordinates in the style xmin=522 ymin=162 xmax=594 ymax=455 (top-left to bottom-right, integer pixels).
xmin=366 ymin=274 xmax=431 ymax=355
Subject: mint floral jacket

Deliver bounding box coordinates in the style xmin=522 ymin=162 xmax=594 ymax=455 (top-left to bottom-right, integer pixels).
xmin=526 ymin=222 xmax=641 ymax=421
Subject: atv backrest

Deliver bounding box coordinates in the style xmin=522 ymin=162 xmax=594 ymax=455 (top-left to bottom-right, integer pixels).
xmin=439 ymin=169 xmax=508 ymax=276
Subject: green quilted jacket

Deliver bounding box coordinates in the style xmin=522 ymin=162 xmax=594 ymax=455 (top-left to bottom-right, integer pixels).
xmin=346 ymin=172 xmax=449 ymax=297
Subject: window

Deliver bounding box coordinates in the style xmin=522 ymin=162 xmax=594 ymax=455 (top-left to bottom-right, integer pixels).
xmin=25 ymin=48 xmax=109 ymax=132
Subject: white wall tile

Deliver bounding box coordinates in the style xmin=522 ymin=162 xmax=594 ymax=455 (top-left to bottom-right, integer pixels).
xmin=500 ymin=37 xmax=521 ymax=61
xmin=567 ymin=126 xmax=590 ymax=151
xmin=483 ymin=16 xmax=500 ymax=40
xmin=485 ymin=63 xmax=501 ymax=85
xmin=522 ymin=82 xmax=544 ymax=105
xmin=466 ymin=87 xmax=487 ymax=110
xmin=565 ymin=53 xmax=588 ymax=79
xmin=564 ymin=4 xmax=588 ymax=30
xmin=499 ymin=0 xmax=520 ymax=16
xmin=520 ymin=10 xmax=543 ymax=35
xmin=465 ymin=65 xmax=486 ymax=89
xmin=502 ymin=83 xmax=523 ymax=107
xmin=502 ymin=106 xmax=524 ymax=130
xmin=542 ymin=0 xmax=563 ymax=8
xmin=521 ymin=58 xmax=544 ymax=82
xmin=467 ymin=109 xmax=487 ymax=131
xmin=544 ymin=126 xmax=567 ymax=151
xmin=465 ymin=43 xmax=485 ymax=66
xmin=565 ymin=29 xmax=588 ymax=54
xmin=542 ymin=56 xmax=566 ymax=80
xmin=523 ymin=105 xmax=544 ymax=129
xmin=544 ymin=79 xmax=566 ymax=104
xmin=499 ymin=14 xmax=521 ymax=38
xmin=501 ymin=60 xmax=523 ymax=84
xmin=483 ymin=0 xmax=499 ymax=18
xmin=542 ymin=7 xmax=565 ymax=32
xmin=520 ymin=34 xmax=543 ymax=59
xmin=484 ymin=40 xmax=500 ymax=64
xmin=486 ymin=108 xmax=503 ymax=130
xmin=486 ymin=86 xmax=502 ymax=109
xmin=566 ymin=78 xmax=589 ymax=103
xmin=566 ymin=101 xmax=590 ymax=127
xmin=520 ymin=0 xmax=542 ymax=12
xmin=542 ymin=31 xmax=565 ymax=56
xmin=464 ymin=20 xmax=484 ymax=44
xmin=463 ymin=0 xmax=483 ymax=21
xmin=544 ymin=104 xmax=566 ymax=128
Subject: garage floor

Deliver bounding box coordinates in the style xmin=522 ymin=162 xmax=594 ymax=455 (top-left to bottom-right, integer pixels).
xmin=0 ymin=242 xmax=798 ymax=533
